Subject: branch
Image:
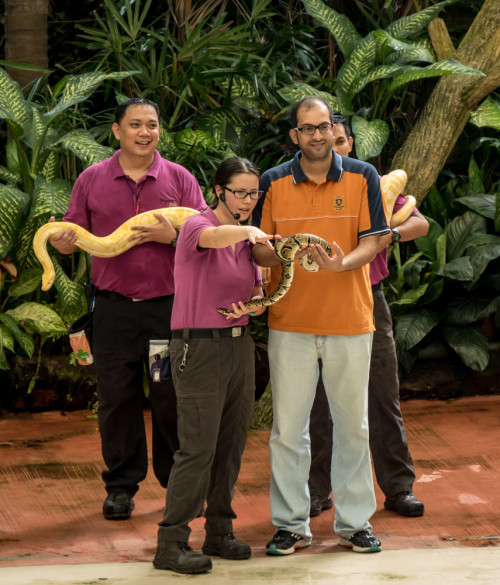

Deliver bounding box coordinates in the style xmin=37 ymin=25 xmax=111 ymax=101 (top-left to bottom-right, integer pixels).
xmin=428 ymin=18 xmax=457 ymax=61
xmin=463 ymin=64 xmax=500 ymax=108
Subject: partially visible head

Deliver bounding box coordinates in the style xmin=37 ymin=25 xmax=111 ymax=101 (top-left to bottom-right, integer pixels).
xmin=332 ymin=113 xmax=353 ymax=157
xmin=114 ymin=98 xmax=160 ymax=125
xmin=290 ymin=96 xmax=333 ymax=129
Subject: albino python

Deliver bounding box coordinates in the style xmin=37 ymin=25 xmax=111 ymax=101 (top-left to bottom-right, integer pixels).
xmin=33 ymin=207 xmax=199 ymax=291
xmin=217 ymin=168 xmax=415 ymax=315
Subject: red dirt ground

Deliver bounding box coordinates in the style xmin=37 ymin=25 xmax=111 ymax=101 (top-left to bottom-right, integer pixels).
xmin=0 ymin=395 xmax=499 ymax=568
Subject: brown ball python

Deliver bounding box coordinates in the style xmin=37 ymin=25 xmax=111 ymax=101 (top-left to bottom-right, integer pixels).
xmin=33 ymin=207 xmax=199 ymax=291
xmin=217 ymin=168 xmax=414 ymax=315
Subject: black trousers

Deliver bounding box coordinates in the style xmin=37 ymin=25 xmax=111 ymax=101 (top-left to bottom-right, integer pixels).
xmin=159 ymin=332 xmax=255 ymax=542
xmin=92 ymin=292 xmax=178 ymax=495
xmin=309 ymin=283 xmax=416 ymax=499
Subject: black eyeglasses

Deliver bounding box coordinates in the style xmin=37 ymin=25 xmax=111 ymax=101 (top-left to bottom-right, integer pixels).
xmin=294 ymin=122 xmax=334 ymax=135
xmin=224 ymin=186 xmax=263 ymax=200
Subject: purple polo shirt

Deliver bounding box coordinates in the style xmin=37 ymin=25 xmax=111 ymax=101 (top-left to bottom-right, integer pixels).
xmin=171 ymin=208 xmax=262 ymax=329
xmin=370 ymin=194 xmax=418 ymax=285
xmin=64 ymin=150 xmax=205 ymax=299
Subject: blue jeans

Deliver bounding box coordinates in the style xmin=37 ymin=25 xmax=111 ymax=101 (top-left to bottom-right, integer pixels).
xmin=268 ymin=329 xmax=376 ymax=539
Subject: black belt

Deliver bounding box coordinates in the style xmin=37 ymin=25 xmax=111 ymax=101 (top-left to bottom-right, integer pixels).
xmin=96 ymin=289 xmax=172 ymax=303
xmin=172 ymin=327 xmax=248 ymax=339
xmin=371 ymin=282 xmax=383 ymax=290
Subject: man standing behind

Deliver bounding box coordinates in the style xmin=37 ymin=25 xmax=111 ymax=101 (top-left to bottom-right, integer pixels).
xmin=308 ymin=117 xmax=428 ymax=519
xmin=49 ymin=98 xmax=206 ymax=520
xmin=252 ymin=97 xmax=389 ymax=555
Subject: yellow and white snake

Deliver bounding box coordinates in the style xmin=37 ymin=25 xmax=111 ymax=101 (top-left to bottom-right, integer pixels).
xmin=33 ymin=207 xmax=199 ymax=291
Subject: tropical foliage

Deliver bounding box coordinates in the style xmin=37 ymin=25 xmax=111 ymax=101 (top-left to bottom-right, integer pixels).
xmin=387 ymin=149 xmax=500 ymax=372
xmin=279 ymin=0 xmax=484 ymax=162
xmin=0 ymin=67 xmax=132 ymax=376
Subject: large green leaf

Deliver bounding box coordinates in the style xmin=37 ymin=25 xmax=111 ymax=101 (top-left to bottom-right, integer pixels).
xmin=337 ymin=32 xmax=377 ymax=100
xmin=7 ymin=267 xmax=42 ymax=298
xmin=351 ymin=116 xmax=389 ymax=161
xmin=446 ymin=211 xmax=486 ymax=261
xmin=58 ymin=130 xmax=114 ymax=167
xmin=374 ymin=31 xmax=435 ymax=63
xmin=443 ymin=326 xmax=489 ymax=371
xmin=0 ymin=67 xmax=31 ymax=135
xmin=52 ymin=263 xmax=88 ymax=322
xmin=415 ymin=218 xmax=444 ymax=261
xmin=388 ymin=59 xmax=485 ymax=94
xmin=437 ymin=256 xmax=474 ymax=281
xmin=43 ymin=71 xmax=135 ymax=124
xmin=468 ymin=244 xmax=500 ymax=284
xmin=0 ymin=184 xmax=31 ymax=259
xmin=385 ymin=0 xmax=458 ymax=39
xmin=389 ymin=283 xmax=429 ymax=309
xmin=28 ymin=176 xmax=72 ymax=221
xmin=394 ymin=309 xmax=440 ymax=351
xmin=349 ymin=63 xmax=412 ymax=97
xmin=445 ymin=295 xmax=500 ymax=326
xmin=301 ymin=0 xmax=362 ymax=58
xmin=6 ymin=302 xmax=68 ymax=337
xmin=469 ymin=97 xmax=500 ymax=131
xmin=0 ymin=323 xmax=15 ymax=353
xmin=0 ymin=312 xmax=35 ymax=357
xmin=278 ymin=84 xmax=348 ymax=115
xmin=455 ymin=195 xmax=497 ymax=220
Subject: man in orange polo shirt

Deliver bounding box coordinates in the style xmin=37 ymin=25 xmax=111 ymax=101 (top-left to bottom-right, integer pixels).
xmin=253 ymin=96 xmax=389 ymax=555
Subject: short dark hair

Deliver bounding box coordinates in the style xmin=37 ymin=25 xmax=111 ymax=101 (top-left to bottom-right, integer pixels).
xmin=211 ymin=157 xmax=260 ymax=209
xmin=114 ymin=98 xmax=160 ymax=124
xmin=333 ymin=112 xmax=351 ymax=138
xmin=290 ymin=96 xmax=333 ymax=128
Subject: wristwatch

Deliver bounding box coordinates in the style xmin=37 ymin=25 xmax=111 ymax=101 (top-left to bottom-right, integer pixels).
xmin=391 ymin=228 xmax=401 ymax=243
xmin=170 ymin=231 xmax=179 ymax=246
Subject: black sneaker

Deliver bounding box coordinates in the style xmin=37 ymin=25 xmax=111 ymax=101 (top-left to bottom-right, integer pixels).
xmin=339 ymin=530 xmax=381 ymax=553
xmin=266 ymin=530 xmax=312 ymax=556
xmin=310 ymin=494 xmax=333 ymax=517
xmin=103 ymin=491 xmax=135 ymax=520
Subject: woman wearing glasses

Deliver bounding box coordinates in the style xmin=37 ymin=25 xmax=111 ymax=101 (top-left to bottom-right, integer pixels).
xmin=154 ymin=157 xmax=274 ymax=575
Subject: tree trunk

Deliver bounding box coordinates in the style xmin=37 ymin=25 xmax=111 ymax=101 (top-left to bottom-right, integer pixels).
xmin=391 ymin=0 xmax=500 ymax=205
xmin=4 ymin=0 xmax=49 ymax=88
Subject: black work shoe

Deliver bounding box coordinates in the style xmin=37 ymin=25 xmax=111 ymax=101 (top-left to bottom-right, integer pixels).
xmin=339 ymin=530 xmax=382 ymax=553
xmin=153 ymin=541 xmax=212 ymax=574
xmin=310 ymin=494 xmax=333 ymax=517
xmin=202 ymin=533 xmax=251 ymax=560
xmin=102 ymin=491 xmax=135 ymax=520
xmin=384 ymin=491 xmax=425 ymax=517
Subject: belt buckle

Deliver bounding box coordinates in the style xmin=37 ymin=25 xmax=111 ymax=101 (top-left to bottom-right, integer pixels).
xmin=231 ymin=327 xmax=242 ymax=337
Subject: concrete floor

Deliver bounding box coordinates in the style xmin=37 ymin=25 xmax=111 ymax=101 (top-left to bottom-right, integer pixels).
xmin=1 ymin=395 xmax=499 ymax=584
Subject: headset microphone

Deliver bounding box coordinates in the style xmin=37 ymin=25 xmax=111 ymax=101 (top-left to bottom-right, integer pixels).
xmin=219 ymin=192 xmax=241 ymax=220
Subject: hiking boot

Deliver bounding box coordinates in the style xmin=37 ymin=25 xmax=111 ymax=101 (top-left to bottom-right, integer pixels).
xmin=102 ymin=491 xmax=135 ymax=520
xmin=339 ymin=530 xmax=382 ymax=553
xmin=202 ymin=533 xmax=251 ymax=560
xmin=153 ymin=540 xmax=212 ymax=574
xmin=266 ymin=530 xmax=312 ymax=556
xmin=310 ymin=494 xmax=333 ymax=517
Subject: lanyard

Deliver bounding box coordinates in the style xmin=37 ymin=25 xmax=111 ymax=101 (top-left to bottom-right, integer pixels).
xmin=124 ymin=177 xmax=147 ymax=215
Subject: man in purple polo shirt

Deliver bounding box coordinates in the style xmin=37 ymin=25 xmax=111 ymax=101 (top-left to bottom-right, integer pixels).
xmin=49 ymin=98 xmax=206 ymax=520
xmin=308 ymin=116 xmax=429 ymax=519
